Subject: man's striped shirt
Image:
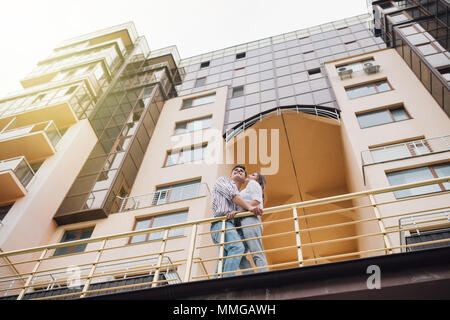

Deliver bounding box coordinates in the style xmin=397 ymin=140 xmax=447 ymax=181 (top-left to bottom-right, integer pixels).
xmin=212 ymin=177 xmax=240 ymax=217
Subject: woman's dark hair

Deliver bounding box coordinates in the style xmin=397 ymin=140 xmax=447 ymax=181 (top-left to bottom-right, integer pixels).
xmin=255 ymin=172 xmax=266 ymax=191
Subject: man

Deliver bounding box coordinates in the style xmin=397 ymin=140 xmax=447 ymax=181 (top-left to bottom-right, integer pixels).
xmin=211 ymin=165 xmax=262 ymax=277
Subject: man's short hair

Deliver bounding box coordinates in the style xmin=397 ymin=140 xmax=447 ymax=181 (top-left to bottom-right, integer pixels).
xmin=231 ymin=165 xmax=247 ymax=175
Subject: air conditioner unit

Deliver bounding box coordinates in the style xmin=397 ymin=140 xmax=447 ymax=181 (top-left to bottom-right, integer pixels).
xmin=363 ymin=62 xmax=380 ymax=74
xmin=337 ymin=66 xmax=353 ymax=80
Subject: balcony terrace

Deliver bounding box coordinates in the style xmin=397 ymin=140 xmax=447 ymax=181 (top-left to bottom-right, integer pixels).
xmin=0 ymin=176 xmax=448 ymax=299
xmin=0 ymin=157 xmax=34 ymax=205
xmin=0 ymin=120 xmax=61 ymax=163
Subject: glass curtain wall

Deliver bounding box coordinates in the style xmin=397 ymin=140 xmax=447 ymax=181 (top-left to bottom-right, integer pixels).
xmin=55 ymin=54 xmax=175 ymax=223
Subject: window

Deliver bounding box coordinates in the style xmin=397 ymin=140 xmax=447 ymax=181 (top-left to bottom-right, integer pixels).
xmin=346 ymin=80 xmax=392 ymax=99
xmin=195 ymin=77 xmax=206 ymax=87
xmin=182 ymin=93 xmax=216 ymax=109
xmin=369 ymin=138 xmax=431 ymax=163
xmin=0 ymin=204 xmax=13 ymax=222
xmin=130 ymin=211 xmax=188 ymax=243
xmin=53 ymin=227 xmax=94 ymax=256
xmin=153 ymin=180 xmax=201 ymax=205
xmin=200 ymin=61 xmax=210 ymax=68
xmin=164 ymin=145 xmax=207 ymax=167
xmin=307 ymin=68 xmax=321 ymax=79
xmin=174 ymin=116 xmax=212 ymax=135
xmin=379 ymin=1 xmax=394 ymax=9
xmin=438 ymin=66 xmax=450 ymax=82
xmin=356 ymin=105 xmax=409 ymax=128
xmin=236 ymin=52 xmax=246 ymax=60
xmin=232 ymin=86 xmax=244 ymax=98
xmin=386 ymin=163 xmax=450 ymax=199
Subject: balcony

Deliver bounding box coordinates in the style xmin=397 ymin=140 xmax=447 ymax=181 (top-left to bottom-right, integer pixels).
xmin=0 ymin=120 xmax=61 ymax=163
xmin=118 ymin=183 xmax=210 ymax=212
xmin=0 ymin=157 xmax=34 ymax=205
xmin=361 ymin=135 xmax=450 ymax=166
xmin=0 ymin=176 xmax=448 ymax=300
xmin=0 ymin=84 xmax=94 ymax=132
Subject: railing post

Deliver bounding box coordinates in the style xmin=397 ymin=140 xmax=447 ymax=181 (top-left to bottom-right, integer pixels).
xmin=216 ymin=219 xmax=226 ymax=278
xmin=152 ymin=229 xmax=169 ymax=287
xmin=369 ymin=194 xmax=393 ymax=254
xmin=292 ymin=207 xmax=304 ymax=267
xmin=183 ymin=223 xmax=198 ymax=283
xmin=80 ymin=239 xmax=107 ymax=298
xmin=17 ymin=249 xmax=48 ymax=300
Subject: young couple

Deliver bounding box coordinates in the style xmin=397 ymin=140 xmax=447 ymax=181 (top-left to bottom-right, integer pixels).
xmin=211 ymin=165 xmax=268 ymax=277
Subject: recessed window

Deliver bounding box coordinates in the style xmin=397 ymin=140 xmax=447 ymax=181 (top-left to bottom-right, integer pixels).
xmin=130 ymin=211 xmax=188 ymax=243
xmin=200 ymin=61 xmax=210 ymax=68
xmin=336 ymin=26 xmax=348 ymax=31
xmin=232 ymin=86 xmax=244 ymax=98
xmin=53 ymin=227 xmax=94 ymax=256
xmin=153 ymin=180 xmax=201 ymax=205
xmin=165 ymin=145 xmax=207 ymax=167
xmin=346 ymin=80 xmax=392 ymax=99
xmin=175 ymin=116 xmax=212 ymax=135
xmin=236 ymin=52 xmax=246 ymax=60
xmin=195 ymin=77 xmax=206 ymax=88
xmin=0 ymin=204 xmax=13 ymax=222
xmin=387 ymin=163 xmax=450 ymax=199
xmin=307 ymin=68 xmax=321 ymax=79
xmin=182 ymin=93 xmax=216 ymax=109
xmin=357 ymin=105 xmax=409 ymax=128
xmin=379 ymin=1 xmax=394 ymax=9
xmin=438 ymin=66 xmax=450 ymax=81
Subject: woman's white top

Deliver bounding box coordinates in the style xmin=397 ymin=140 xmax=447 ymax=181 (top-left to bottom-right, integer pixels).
xmin=240 ymin=179 xmax=263 ymax=209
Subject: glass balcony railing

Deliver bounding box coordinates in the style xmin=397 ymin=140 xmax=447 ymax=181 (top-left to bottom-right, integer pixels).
xmin=361 ymin=135 xmax=450 ymax=166
xmin=0 ymin=176 xmax=448 ymax=300
xmin=118 ymin=183 xmax=210 ymax=212
xmin=0 ymin=120 xmax=62 ymax=163
xmin=0 ymin=120 xmax=61 ymax=148
xmin=0 ymin=156 xmax=35 ymax=188
xmin=0 ymin=156 xmax=35 ymax=203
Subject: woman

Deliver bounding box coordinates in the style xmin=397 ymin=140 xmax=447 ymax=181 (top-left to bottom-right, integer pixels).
xmin=237 ymin=172 xmax=268 ymax=273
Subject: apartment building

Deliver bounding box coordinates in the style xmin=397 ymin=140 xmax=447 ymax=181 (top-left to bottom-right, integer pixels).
xmin=0 ymin=2 xmax=449 ymax=300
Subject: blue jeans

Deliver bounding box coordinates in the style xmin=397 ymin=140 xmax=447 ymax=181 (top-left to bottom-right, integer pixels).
xmin=210 ymin=220 xmax=245 ymax=277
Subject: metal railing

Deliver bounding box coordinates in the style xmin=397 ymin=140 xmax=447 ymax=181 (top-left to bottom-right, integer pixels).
xmin=118 ymin=183 xmax=210 ymax=212
xmin=0 ymin=156 xmax=35 ymax=188
xmin=361 ymin=135 xmax=450 ymax=166
xmin=0 ymin=120 xmax=62 ymax=148
xmin=224 ymin=105 xmax=340 ymax=142
xmin=398 ymin=209 xmax=450 ymax=252
xmin=0 ymin=176 xmax=448 ymax=299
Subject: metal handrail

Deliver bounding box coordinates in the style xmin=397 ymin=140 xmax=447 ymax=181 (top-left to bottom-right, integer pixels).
xmin=117 ymin=182 xmax=210 ymax=212
xmin=0 ymin=120 xmax=61 ymax=142
xmin=0 ymin=156 xmax=35 ymax=187
xmin=0 ymin=176 xmax=448 ymax=299
xmin=224 ymin=105 xmax=340 ymax=141
xmin=361 ymin=135 xmax=450 ymax=166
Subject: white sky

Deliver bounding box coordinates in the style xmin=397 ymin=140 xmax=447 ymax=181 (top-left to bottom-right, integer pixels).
xmin=0 ymin=0 xmax=369 ymax=97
